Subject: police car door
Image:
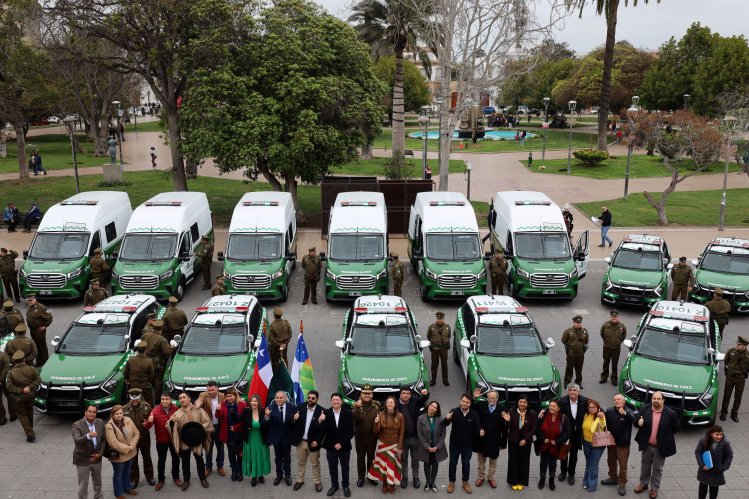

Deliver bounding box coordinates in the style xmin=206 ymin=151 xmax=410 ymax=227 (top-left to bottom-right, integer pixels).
xmin=574 ymin=230 xmax=590 ymax=278
xmin=178 ymin=231 xmax=194 ymax=281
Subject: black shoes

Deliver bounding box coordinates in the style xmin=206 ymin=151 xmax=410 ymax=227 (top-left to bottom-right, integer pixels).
xmin=343 ymin=486 xmax=351 ymax=497
xmin=326 ymin=486 xmax=339 ymax=497
xmin=719 ymin=414 xmax=726 ymax=421
xmin=357 ymin=479 xmax=364 ymax=488
xmin=414 ymin=478 xmax=420 ymax=489
xmin=549 ymin=478 xmax=555 ymax=491
xmin=731 ymin=415 xmax=740 ymax=423
xmin=201 ymin=479 xmax=209 ymax=488
xmin=599 ymin=379 xmax=607 ymax=384
xmin=147 ymin=479 xmax=156 ymax=486
xmin=286 ymin=476 xmax=293 ymax=486
xmin=558 ymin=472 xmax=566 ymax=481
xmin=251 ymin=478 xmax=258 ymax=487
xmin=444 ymin=380 xmax=449 ymax=386
xmin=401 ymin=480 xmax=408 ymax=489
xmin=274 ymin=476 xmax=283 ymax=486
xmin=538 ymin=476 xmax=546 ymax=489
xmin=568 ymin=475 xmax=576 ymax=485
xmin=429 ymin=380 xmax=436 ymax=386
xmin=602 ymin=479 xmax=618 ymax=486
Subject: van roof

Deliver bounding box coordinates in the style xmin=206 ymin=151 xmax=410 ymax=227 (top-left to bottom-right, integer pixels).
xmin=127 ymin=192 xmax=210 ymax=233
xmin=413 ymin=192 xmax=478 ymax=233
xmin=229 ymin=192 xmax=293 ymax=233
xmin=330 ymin=192 xmax=387 ymax=233
xmin=492 ymin=191 xmax=565 ymax=233
xmin=38 ymin=191 xmax=131 ymax=232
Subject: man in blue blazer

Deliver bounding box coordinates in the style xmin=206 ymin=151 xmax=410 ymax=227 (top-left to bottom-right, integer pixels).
xmin=264 ymin=390 xmax=297 ymax=486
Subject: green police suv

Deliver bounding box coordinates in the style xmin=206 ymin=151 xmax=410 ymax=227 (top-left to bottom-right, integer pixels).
xmin=601 ymin=234 xmax=672 ymax=307
xmin=164 ymin=295 xmax=264 ymax=401
xmin=690 ymin=237 xmax=749 ymax=313
xmin=453 ymin=295 xmax=561 ymax=408
xmin=36 ymin=295 xmax=164 ymax=414
xmin=336 ymin=295 xmax=430 ymax=405
xmin=619 ymin=301 xmax=725 ymax=425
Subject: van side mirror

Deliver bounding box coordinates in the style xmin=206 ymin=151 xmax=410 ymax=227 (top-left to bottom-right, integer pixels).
xmin=414 ymin=249 xmax=423 ymax=258
xmin=715 ymin=352 xmax=726 ymax=363
xmin=630 ymin=335 xmax=637 ymax=342
xmin=335 ymin=340 xmax=345 ymax=349
xmin=622 ymin=339 xmax=633 ymax=350
xmin=469 ymin=334 xmax=478 ymax=344
xmin=253 ymin=338 xmax=262 ymax=348
xmin=545 ymin=337 xmax=555 ymax=349
xmin=459 ymin=338 xmax=471 ymax=349
xmin=217 ymin=251 xmax=224 ymax=262
xmin=23 ymin=250 xmax=29 ymax=259
xmin=51 ymin=336 xmax=61 ymax=347
xmin=319 ymin=252 xmax=326 ymax=261
xmin=247 ymin=334 xmax=255 ymax=345
xmin=691 ymin=259 xmax=699 ymax=266
xmin=504 ymin=251 xmax=512 ymax=259
xmin=286 ymin=251 xmax=296 ymax=260
xmin=604 ymin=257 xmax=611 ymax=264
xmin=419 ymin=340 xmax=431 ymax=350
xmin=666 ymin=263 xmax=673 ymax=270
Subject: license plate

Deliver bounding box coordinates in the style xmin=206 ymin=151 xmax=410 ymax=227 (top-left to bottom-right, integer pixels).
xmin=542 ymin=290 xmax=557 ymax=295
xmin=39 ymin=290 xmax=53 ymax=296
xmin=56 ymin=401 xmax=77 ymax=407
xmin=348 ymin=292 xmax=362 ymax=297
xmin=623 ymin=296 xmax=640 ymax=302
xmin=450 ymin=290 xmax=464 ymax=296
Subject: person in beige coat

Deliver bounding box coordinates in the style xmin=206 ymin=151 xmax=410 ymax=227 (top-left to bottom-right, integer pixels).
xmin=105 ymin=405 xmax=140 ymax=499
xmin=169 ymin=391 xmax=215 ymax=490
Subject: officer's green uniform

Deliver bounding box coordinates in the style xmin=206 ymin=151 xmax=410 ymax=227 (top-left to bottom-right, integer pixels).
xmin=88 ymin=248 xmax=110 ymax=288
xmin=124 ymin=343 xmax=155 ymax=404
xmin=1 ymin=300 xmax=24 ymax=334
xmin=211 ymin=277 xmax=225 ymax=297
xmin=599 ymin=311 xmax=627 ymax=384
xmin=195 ymin=236 xmax=214 ymax=289
xmin=670 ymin=258 xmax=694 ymax=301
xmin=352 ymin=385 xmax=381 ymax=483
xmin=489 ymin=253 xmax=508 ymax=295
xmin=561 ymin=315 xmax=589 ymax=388
xmin=162 ymin=299 xmax=188 ymax=342
xmin=124 ymin=388 xmax=155 ymax=485
xmin=705 ymin=288 xmax=732 ymax=334
xmin=6 ymin=350 xmax=40 ymax=440
xmin=427 ymin=312 xmax=451 ymax=385
xmin=4 ymin=323 xmax=37 ymax=365
xmin=25 ymin=297 xmax=53 ymax=366
xmin=0 ymin=350 xmax=14 ymax=423
xmin=140 ymin=320 xmax=173 ymax=404
xmin=83 ymin=282 xmax=109 ymax=307
xmin=0 ymin=249 xmax=21 ymax=302
xmin=720 ymin=336 xmax=749 ymax=421
xmin=302 ymin=248 xmax=322 ymax=304
xmin=390 ymin=254 xmax=405 ymax=297
xmin=268 ymin=307 xmax=292 ymax=368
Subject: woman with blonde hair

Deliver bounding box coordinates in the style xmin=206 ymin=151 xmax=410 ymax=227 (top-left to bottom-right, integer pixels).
xmin=367 ymin=396 xmax=405 ymax=494
xmin=105 ymin=404 xmax=140 ymax=499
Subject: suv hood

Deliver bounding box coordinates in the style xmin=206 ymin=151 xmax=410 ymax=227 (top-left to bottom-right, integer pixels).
xmin=41 ymin=353 xmax=124 ymax=384
xmin=608 ymin=267 xmax=663 ymax=287
xmin=424 ymin=259 xmax=484 ymax=274
xmin=223 ymin=259 xmax=283 ymax=274
xmin=628 ymin=355 xmax=711 ymax=394
xmin=344 ymin=354 xmax=421 ymax=385
xmin=476 ymin=354 xmax=555 ymax=386
xmin=695 ymin=269 xmax=748 ymax=291
xmin=23 ymin=257 xmax=86 ymax=274
xmin=115 ymin=260 xmax=173 ymax=275
xmin=169 ymin=353 xmax=251 ymax=385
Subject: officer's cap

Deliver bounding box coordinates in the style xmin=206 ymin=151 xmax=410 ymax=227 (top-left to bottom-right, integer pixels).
xmin=679 ymin=256 xmax=687 ymax=262
xmin=168 ymin=296 xmax=178 ymax=304
xmin=737 ymin=336 xmax=749 ymax=346
xmin=714 ymin=288 xmax=724 ymax=296
xmin=14 ymin=323 xmax=27 ymax=334
xmin=494 ymin=248 xmax=501 ymax=254
xmin=202 ymin=235 xmax=209 ymax=241
xmin=216 ymin=275 xmax=224 ymax=281
xmin=128 ymin=388 xmax=142 ymax=399
xmin=26 ymin=293 xmax=36 ymax=300
xmin=308 ymin=247 xmax=315 ymax=252
xmin=3 ymin=299 xmax=13 ymax=309
xmin=610 ymin=310 xmax=619 ymax=317
xmin=93 ymin=247 xmax=102 ymax=254
xmin=436 ymin=311 xmax=445 ymax=319
xmin=134 ymin=339 xmax=147 ymax=350
xmin=12 ymin=350 xmax=25 ymax=362
xmin=361 ymin=384 xmax=374 ymax=393
xmin=273 ymin=306 xmax=283 ymax=317
xmin=572 ymin=315 xmax=583 ymax=323
xmin=90 ymin=279 xmax=99 ymax=285
xmin=152 ymin=319 xmax=164 ymax=329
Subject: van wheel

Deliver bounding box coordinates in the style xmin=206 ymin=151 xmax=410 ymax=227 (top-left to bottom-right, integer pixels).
xmin=509 ymin=281 xmax=518 ymax=299
xmin=175 ymin=278 xmax=186 ymax=302
xmin=280 ymin=283 xmax=288 ymax=303
xmin=420 ymin=283 xmax=429 ymax=302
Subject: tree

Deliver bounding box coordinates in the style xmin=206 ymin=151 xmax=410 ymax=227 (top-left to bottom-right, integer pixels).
xmin=179 ymin=0 xmax=385 ymax=219
xmin=373 ymin=55 xmax=431 ymax=116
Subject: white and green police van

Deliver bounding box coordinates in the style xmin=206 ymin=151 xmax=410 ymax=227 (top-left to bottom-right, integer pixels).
xmin=408 ymin=192 xmax=487 ymax=301
xmin=112 ymin=192 xmax=213 ymax=301
xmin=488 ymin=191 xmax=589 ymax=299
xmin=601 ymin=234 xmax=672 ymax=306
xmin=20 ymin=192 xmax=132 ymax=299
xmin=218 ymin=192 xmax=297 ymax=301
xmin=690 ymin=237 xmax=749 ymax=313
xmin=322 ymin=192 xmax=389 ymax=301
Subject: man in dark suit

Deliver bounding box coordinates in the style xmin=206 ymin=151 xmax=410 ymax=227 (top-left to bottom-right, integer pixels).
xmin=444 ymin=393 xmax=483 ymax=494
xmin=558 ymin=383 xmax=588 ymax=485
xmin=291 ymin=389 xmax=325 ymax=492
xmin=633 ymin=392 xmax=680 ymax=499
xmin=264 ymin=390 xmax=297 ymax=486
xmin=318 ymin=392 xmax=354 ymax=498
xmin=72 ymin=404 xmax=106 ymax=499
xmin=472 ymin=389 xmax=507 ymax=489
xmin=603 ymin=393 xmax=636 ymax=496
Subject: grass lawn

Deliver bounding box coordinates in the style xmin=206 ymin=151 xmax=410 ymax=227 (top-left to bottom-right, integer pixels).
xmin=523 ymin=154 xmax=742 ymax=179
xmin=471 ymin=200 xmax=490 ymax=228
xmin=0 ymin=134 xmax=112 ymax=174
xmin=333 ymin=157 xmax=465 ymax=176
xmin=576 ymin=188 xmax=749 ymax=227
xmin=127 ymin=120 xmax=165 ymax=133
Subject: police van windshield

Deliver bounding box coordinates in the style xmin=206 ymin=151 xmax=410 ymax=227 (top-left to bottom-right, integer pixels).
xmin=701 ymin=251 xmax=749 ymax=275
xmin=29 ymin=232 xmax=90 ymax=260
xmin=476 ymin=324 xmax=543 ymax=355
xmin=613 ymin=248 xmax=662 ymax=270
xmin=635 ymin=327 xmax=708 ymax=365
xmin=119 ymin=234 xmax=178 ymax=262
xmin=179 ymin=323 xmax=248 ymax=355
xmin=514 ymin=232 xmax=571 ymax=260
xmin=329 ymin=234 xmax=385 ymax=262
xmin=58 ymin=324 xmax=129 ymax=355
xmin=426 ymin=234 xmax=481 ymax=261
xmin=349 ymin=324 xmax=416 ymax=356
xmin=227 ymin=234 xmax=282 ymax=261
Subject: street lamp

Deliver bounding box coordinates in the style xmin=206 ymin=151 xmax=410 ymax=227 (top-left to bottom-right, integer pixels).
xmin=683 ymin=94 xmax=690 ymax=110
xmin=542 ymin=97 xmax=550 ymax=159
xmin=112 ymin=101 xmax=124 ymax=167
xmin=719 ymin=115 xmax=738 ymax=231
xmin=624 ymin=96 xmax=640 ymax=199
xmin=62 ymin=115 xmax=80 ymax=194
xmin=436 ymin=96 xmax=444 ymax=177
xmin=418 ymin=112 xmax=429 ymax=180
xmin=465 ymin=161 xmax=473 ymax=200
xmin=566 ymin=100 xmax=577 ymax=175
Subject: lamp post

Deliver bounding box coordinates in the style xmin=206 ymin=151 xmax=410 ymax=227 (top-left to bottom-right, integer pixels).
xmin=62 ymin=115 xmax=80 ymax=193
xmin=465 ymin=161 xmax=473 ymax=200
xmin=624 ymin=96 xmax=640 ymax=199
xmin=566 ymin=100 xmax=577 ymax=175
xmin=542 ymin=97 xmax=550 ymax=159
xmin=436 ymin=96 xmax=444 ymax=176
xmin=419 ymin=112 xmax=429 ymax=180
xmin=112 ymin=100 xmax=124 ymax=167
xmin=719 ymin=116 xmax=738 ymax=231
xmin=683 ymin=94 xmax=690 ymax=110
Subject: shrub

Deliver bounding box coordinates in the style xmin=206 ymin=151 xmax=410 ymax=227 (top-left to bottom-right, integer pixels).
xmin=573 ymin=148 xmax=609 ymax=166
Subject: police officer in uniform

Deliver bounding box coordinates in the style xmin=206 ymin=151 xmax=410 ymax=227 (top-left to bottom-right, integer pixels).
xmin=390 ymin=253 xmax=404 ymax=297
xmin=599 ymin=310 xmax=627 ymax=385
xmin=83 ymin=279 xmax=109 ymax=307
xmin=705 ymin=288 xmax=731 ymax=335
xmin=352 ymin=384 xmax=381 ymax=487
xmin=561 ymin=315 xmax=589 ymax=389
xmin=25 ymin=294 xmax=53 ymax=367
xmin=211 ymin=275 xmax=225 ymax=297
xmin=6 ymin=349 xmax=41 ymax=441
xmin=0 ymin=350 xmax=13 ymax=424
xmin=268 ymin=306 xmax=292 ymax=369
xmin=125 ymin=340 xmax=155 ymax=404
xmin=1 ymin=299 xmax=24 ymax=333
xmin=124 ymin=388 xmax=155 ymax=488
xmin=670 ymin=256 xmax=694 ymax=301
xmin=194 ymin=235 xmax=214 ymax=290
xmin=720 ymin=336 xmax=749 ymax=423
xmin=4 ymin=323 xmax=37 ymax=365
xmin=0 ymin=247 xmax=21 ymax=302
xmin=162 ymin=296 xmax=188 ymax=342
xmin=488 ymin=249 xmax=508 ymax=295
xmin=301 ymin=247 xmax=322 ymax=305
xmin=141 ymin=319 xmax=174 ymax=404
xmin=88 ymin=248 xmax=110 ymax=288
xmin=427 ymin=311 xmax=451 ymax=386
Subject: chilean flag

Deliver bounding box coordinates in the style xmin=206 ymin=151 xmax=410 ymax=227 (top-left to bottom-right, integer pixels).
xmin=247 ymin=325 xmax=273 ymax=404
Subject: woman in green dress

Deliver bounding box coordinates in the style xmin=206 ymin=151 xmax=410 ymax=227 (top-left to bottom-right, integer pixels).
xmin=241 ymin=394 xmax=271 ymax=486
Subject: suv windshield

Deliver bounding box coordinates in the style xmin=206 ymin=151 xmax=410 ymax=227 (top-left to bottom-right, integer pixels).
xmin=515 ymin=233 xmax=571 ymax=260
xmin=120 ymin=234 xmax=177 ymax=262
xmin=476 ymin=324 xmax=543 ymax=355
xmin=227 ymin=234 xmax=282 ymax=261
xmin=180 ymin=323 xmax=248 ymax=355
xmin=329 ymin=234 xmax=384 ymax=262
xmin=349 ymin=324 xmax=416 ymax=356
xmin=701 ymin=251 xmax=749 ymax=275
xmin=613 ymin=248 xmax=662 ymax=270
xmin=635 ymin=326 xmax=708 ymax=365
xmin=29 ymin=232 xmax=90 ymax=260
xmin=58 ymin=323 xmax=129 ymax=355
xmin=426 ymin=234 xmax=481 ymax=261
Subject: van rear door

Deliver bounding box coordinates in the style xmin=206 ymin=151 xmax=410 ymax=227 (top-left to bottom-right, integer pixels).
xmin=178 ymin=231 xmax=194 ymax=281
xmin=574 ymin=230 xmax=590 ymax=278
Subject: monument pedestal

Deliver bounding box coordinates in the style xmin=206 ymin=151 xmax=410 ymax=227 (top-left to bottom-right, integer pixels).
xmin=103 ymin=163 xmax=124 ymax=183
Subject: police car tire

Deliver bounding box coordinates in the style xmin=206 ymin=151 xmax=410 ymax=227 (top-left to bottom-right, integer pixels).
xmin=420 ymin=283 xmax=429 ymax=302
xmin=280 ymin=283 xmax=288 ymax=303
xmin=452 ymin=340 xmax=460 ymax=365
xmin=175 ymin=278 xmax=185 ymax=302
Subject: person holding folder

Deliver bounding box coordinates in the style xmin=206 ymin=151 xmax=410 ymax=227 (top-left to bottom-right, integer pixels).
xmin=695 ymin=425 xmax=733 ymax=499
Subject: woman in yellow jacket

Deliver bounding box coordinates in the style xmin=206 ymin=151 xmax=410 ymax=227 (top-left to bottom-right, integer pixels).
xmin=105 ymin=404 xmax=140 ymax=499
xmin=581 ymin=398 xmax=607 ymax=492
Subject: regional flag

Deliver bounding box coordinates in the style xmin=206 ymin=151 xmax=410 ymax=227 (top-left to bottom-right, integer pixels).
xmin=291 ymin=330 xmax=317 ymax=404
xmin=247 ymin=325 xmax=273 ymax=405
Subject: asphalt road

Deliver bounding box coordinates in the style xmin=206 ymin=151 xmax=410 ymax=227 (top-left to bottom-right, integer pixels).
xmin=2 ymin=261 xmax=748 ymax=498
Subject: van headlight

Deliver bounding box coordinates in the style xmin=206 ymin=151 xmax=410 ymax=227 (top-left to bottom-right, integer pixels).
xmin=477 ymin=268 xmax=486 ymax=279
xmin=325 ymin=268 xmax=336 ymax=280
xmin=159 ymin=269 xmax=174 ymax=281
xmin=101 ymin=377 xmax=119 ymax=395
xmin=569 ymin=268 xmax=578 ymax=279
xmin=223 ymin=270 xmax=230 ymax=279
xmin=622 ymin=379 xmax=634 ymax=393
xmin=19 ymin=267 xmax=26 ymax=279
xmin=271 ymin=270 xmax=283 ymax=280
xmin=699 ymin=390 xmax=713 ymax=408
xmin=67 ymin=266 xmax=84 ymax=278
xmin=516 ymin=268 xmax=529 ymax=279
xmin=376 ymin=268 xmax=387 ymax=280
xmin=653 ymin=284 xmax=662 ymax=296
xmin=111 ymin=270 xmax=119 ymax=281
xmin=425 ymin=267 xmax=437 ymax=280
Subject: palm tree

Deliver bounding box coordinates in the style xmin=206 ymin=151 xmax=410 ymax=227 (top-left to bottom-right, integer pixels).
xmin=571 ymin=0 xmax=659 ymax=151
xmin=348 ymin=0 xmax=429 ymax=158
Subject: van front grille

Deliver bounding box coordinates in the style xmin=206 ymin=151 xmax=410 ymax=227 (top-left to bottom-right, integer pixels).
xmin=231 ymin=274 xmax=271 ymax=290
xmin=530 ymin=273 xmax=569 ymax=288
xmin=119 ymin=275 xmax=159 ymax=289
xmin=336 ymin=275 xmax=376 ymax=290
xmin=26 ymin=273 xmax=66 ymax=288
xmin=438 ymin=274 xmax=477 ymax=289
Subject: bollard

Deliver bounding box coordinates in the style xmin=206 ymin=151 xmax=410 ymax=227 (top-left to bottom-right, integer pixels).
xmin=528 ymin=152 xmax=533 ymax=168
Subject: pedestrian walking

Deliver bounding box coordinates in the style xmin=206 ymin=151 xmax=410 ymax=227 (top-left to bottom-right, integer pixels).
xmin=214 ymin=388 xmax=247 ymax=481
xmin=196 ymin=380 xmax=226 ymax=477
xmin=6 ymin=350 xmax=40 ymax=441
xmin=25 ymin=294 xmax=53 ymax=367
xmin=83 ymin=279 xmax=109 ymax=307
xmin=161 ymin=296 xmax=188 ymax=342
xmin=139 ymin=319 xmax=173 ymax=405
xmin=150 ymin=147 xmax=157 ymax=167
xmin=143 ymin=393 xmax=181 ymax=491
xmin=193 ymin=235 xmax=214 ymax=290
xmin=123 ymin=388 xmax=154 ymax=489
xmin=597 ymin=206 xmax=613 ymax=247
xmin=105 ymin=404 xmax=140 ymax=499
xmin=695 ymin=425 xmax=733 ymax=499
xmin=4 ymin=322 xmax=37 ymax=365
xmin=264 ymin=389 xmax=296 ymax=486
xmin=0 ymin=247 xmax=21 ymax=302
xmin=558 ymin=384 xmax=587 ymax=485
xmin=600 ymin=310 xmax=627 ymax=385
xmin=670 ymin=257 xmax=694 ymax=301
xmin=396 ymin=386 xmax=429 ymax=489
xmin=301 ymin=247 xmax=322 ymax=304
xmin=488 ymin=249 xmax=507 ymax=295
xmin=317 ymin=393 xmax=354 ymax=498
xmin=426 ymin=311 xmax=451 ymax=386
xmin=416 ymin=401 xmax=447 ymax=493
xmin=268 ymin=306 xmax=292 ymax=369
xmin=633 ymin=391 xmax=681 ymax=499
xmin=561 ymin=315 xmax=589 ymax=389
xmin=291 ymin=389 xmax=324 ymax=492
xmin=603 ymin=393 xmax=636 ymax=496
xmin=719 ymin=336 xmax=749 ymax=422
xmin=502 ymin=395 xmax=536 ymax=491
xmin=472 ymin=388 xmax=507 ymax=489
xmin=72 ymin=405 xmax=106 ymax=499
xmin=444 ymin=393 xmax=482 ymax=494
xmin=240 ymin=394 xmax=271 ymax=486
xmin=367 ymin=396 xmax=405 ymax=493
xmin=352 ymin=384 xmax=381 ymax=487
xmin=581 ymin=398 xmax=607 ymax=492
xmin=390 ymin=253 xmax=404 ymax=297
xmin=705 ymin=288 xmax=731 ymax=335
xmin=169 ymin=392 xmax=215 ymax=490
xmin=535 ymin=399 xmax=571 ymax=491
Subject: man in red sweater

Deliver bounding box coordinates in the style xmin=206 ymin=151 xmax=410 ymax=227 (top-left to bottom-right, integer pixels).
xmin=144 ymin=393 xmax=182 ymax=491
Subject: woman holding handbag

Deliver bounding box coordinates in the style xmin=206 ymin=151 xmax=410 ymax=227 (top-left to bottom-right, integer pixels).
xmin=215 ymin=388 xmax=247 ymax=481
xmin=535 ymin=400 xmax=571 ymax=490
xmin=695 ymin=425 xmax=733 ymax=499
xmin=105 ymin=404 xmax=140 ymax=499
xmin=581 ymin=399 xmax=608 ymax=492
